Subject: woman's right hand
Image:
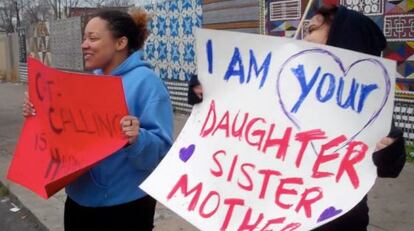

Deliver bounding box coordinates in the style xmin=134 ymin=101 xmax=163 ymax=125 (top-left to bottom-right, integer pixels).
xmin=22 ymin=91 xmax=36 ymax=117
xmin=192 ymin=84 xmax=203 ymax=100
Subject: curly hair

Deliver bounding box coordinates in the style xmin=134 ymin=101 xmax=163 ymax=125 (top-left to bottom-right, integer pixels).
xmin=93 ymin=9 xmax=149 ymax=54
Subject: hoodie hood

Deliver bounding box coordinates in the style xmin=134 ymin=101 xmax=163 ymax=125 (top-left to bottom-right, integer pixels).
xmin=94 ymin=50 xmax=151 ymax=76
xmin=326 ymin=6 xmax=386 ymax=56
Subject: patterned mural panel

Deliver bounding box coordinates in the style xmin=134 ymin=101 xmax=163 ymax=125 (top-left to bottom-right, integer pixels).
xmin=50 ymin=17 xmax=84 ymax=71
xmin=265 ymin=0 xmax=304 ymax=37
xmin=143 ymin=0 xmax=202 ymax=82
xmin=385 ymin=0 xmax=414 ymax=15
xmin=203 ymin=0 xmax=260 ymax=34
xmin=384 ymin=15 xmax=414 ymax=41
xmin=269 ymin=0 xmax=302 ymax=21
xmin=383 ymin=41 xmax=414 ymax=80
xmin=340 ymin=0 xmax=384 ymax=15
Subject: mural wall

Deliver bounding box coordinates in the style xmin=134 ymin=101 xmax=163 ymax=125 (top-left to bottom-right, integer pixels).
xmin=143 ymin=0 xmax=202 ymax=82
xmin=264 ymin=0 xmax=414 ymax=90
xmin=141 ymin=0 xmax=202 ymax=113
xmin=202 ymin=0 xmax=260 ymax=34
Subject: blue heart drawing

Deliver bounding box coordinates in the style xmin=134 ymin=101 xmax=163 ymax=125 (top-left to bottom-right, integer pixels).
xmin=276 ymin=48 xmax=391 ymax=151
xmin=179 ymin=144 xmax=195 ymax=162
xmin=317 ymin=206 xmax=343 ymax=223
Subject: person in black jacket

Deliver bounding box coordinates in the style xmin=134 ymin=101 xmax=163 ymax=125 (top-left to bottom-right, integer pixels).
xmin=188 ymin=5 xmax=406 ymax=231
xmin=187 ymin=74 xmax=203 ymax=105
xmin=304 ymin=5 xmax=406 ymax=231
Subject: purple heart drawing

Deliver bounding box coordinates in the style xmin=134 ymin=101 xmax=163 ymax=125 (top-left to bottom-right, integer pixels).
xmin=276 ymin=48 xmax=391 ymax=151
xmin=179 ymin=144 xmax=195 ymax=162
xmin=317 ymin=206 xmax=343 ymax=223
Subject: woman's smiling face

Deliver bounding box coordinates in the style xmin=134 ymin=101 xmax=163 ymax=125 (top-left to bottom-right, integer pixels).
xmin=81 ymin=17 xmax=119 ymax=73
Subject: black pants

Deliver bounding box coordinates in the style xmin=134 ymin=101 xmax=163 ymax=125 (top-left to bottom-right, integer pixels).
xmin=64 ymin=196 xmax=156 ymax=231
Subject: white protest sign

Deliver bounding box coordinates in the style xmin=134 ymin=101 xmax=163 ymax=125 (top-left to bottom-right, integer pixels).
xmin=141 ymin=29 xmax=396 ymax=230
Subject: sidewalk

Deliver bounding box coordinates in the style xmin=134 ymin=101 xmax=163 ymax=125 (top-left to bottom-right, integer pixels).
xmin=0 ymin=82 xmax=413 ymax=231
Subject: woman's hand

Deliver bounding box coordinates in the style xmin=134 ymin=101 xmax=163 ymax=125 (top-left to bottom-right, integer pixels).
xmin=120 ymin=115 xmax=140 ymax=144
xmin=375 ymin=137 xmax=396 ymax=151
xmin=22 ymin=91 xmax=36 ymax=117
xmin=192 ymin=85 xmax=203 ymax=100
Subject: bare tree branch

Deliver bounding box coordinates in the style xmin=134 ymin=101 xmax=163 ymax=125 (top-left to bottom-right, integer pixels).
xmin=84 ymin=0 xmax=107 ymax=8
xmin=63 ymin=0 xmax=80 ymax=17
xmin=22 ymin=0 xmax=52 ymax=23
xmin=0 ymin=0 xmax=16 ymax=33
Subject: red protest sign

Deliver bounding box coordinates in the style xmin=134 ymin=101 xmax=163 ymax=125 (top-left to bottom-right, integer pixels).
xmin=7 ymin=57 xmax=128 ymax=199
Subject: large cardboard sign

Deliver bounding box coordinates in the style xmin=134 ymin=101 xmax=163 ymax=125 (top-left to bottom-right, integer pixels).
xmin=141 ymin=29 xmax=396 ymax=230
xmin=7 ymin=58 xmax=128 ymax=199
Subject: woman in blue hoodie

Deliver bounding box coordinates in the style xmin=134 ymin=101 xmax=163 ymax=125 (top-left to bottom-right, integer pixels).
xmin=23 ymin=9 xmax=173 ymax=230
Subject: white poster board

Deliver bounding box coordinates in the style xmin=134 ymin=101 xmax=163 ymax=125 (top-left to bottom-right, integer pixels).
xmin=141 ymin=29 xmax=396 ymax=230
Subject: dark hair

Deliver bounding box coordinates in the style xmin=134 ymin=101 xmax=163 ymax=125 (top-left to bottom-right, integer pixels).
xmin=93 ymin=9 xmax=149 ymax=54
xmin=314 ymin=5 xmax=338 ymax=26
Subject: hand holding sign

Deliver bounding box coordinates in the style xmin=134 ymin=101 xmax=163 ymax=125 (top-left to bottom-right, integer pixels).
xmin=22 ymin=91 xmax=36 ymax=117
xmin=120 ymin=115 xmax=140 ymax=144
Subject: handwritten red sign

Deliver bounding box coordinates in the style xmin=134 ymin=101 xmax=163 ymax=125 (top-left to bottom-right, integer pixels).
xmin=7 ymin=57 xmax=128 ymax=199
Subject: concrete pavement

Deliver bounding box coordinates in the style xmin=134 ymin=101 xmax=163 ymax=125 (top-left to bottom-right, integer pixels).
xmin=0 ymin=188 xmax=46 ymax=231
xmin=0 ymin=82 xmax=413 ymax=231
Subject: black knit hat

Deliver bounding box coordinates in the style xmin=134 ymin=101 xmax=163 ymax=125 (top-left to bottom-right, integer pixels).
xmin=327 ymin=6 xmax=387 ymax=56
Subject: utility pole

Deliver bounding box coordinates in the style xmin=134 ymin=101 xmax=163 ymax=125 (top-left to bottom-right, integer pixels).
xmin=13 ymin=0 xmax=19 ymax=29
xmin=53 ymin=0 xmax=58 ymax=19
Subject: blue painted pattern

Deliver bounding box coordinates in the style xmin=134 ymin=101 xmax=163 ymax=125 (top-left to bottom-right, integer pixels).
xmin=144 ymin=0 xmax=203 ymax=81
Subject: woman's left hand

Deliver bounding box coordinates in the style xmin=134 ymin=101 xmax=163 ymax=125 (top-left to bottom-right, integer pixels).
xmin=375 ymin=137 xmax=396 ymax=151
xmin=120 ymin=115 xmax=140 ymax=144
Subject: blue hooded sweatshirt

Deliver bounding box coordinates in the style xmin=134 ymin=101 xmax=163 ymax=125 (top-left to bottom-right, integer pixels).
xmin=65 ymin=51 xmax=173 ymax=207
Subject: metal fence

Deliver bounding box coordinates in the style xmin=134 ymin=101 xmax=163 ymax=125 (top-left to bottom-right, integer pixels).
xmin=394 ymin=92 xmax=414 ymax=144
xmin=18 ymin=62 xmax=28 ymax=82
xmin=164 ymin=80 xmax=192 ymax=113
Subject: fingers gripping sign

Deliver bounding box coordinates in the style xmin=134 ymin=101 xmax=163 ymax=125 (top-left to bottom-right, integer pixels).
xmin=22 ymin=91 xmax=36 ymax=117
xmin=375 ymin=137 xmax=396 ymax=151
xmin=120 ymin=115 xmax=140 ymax=144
